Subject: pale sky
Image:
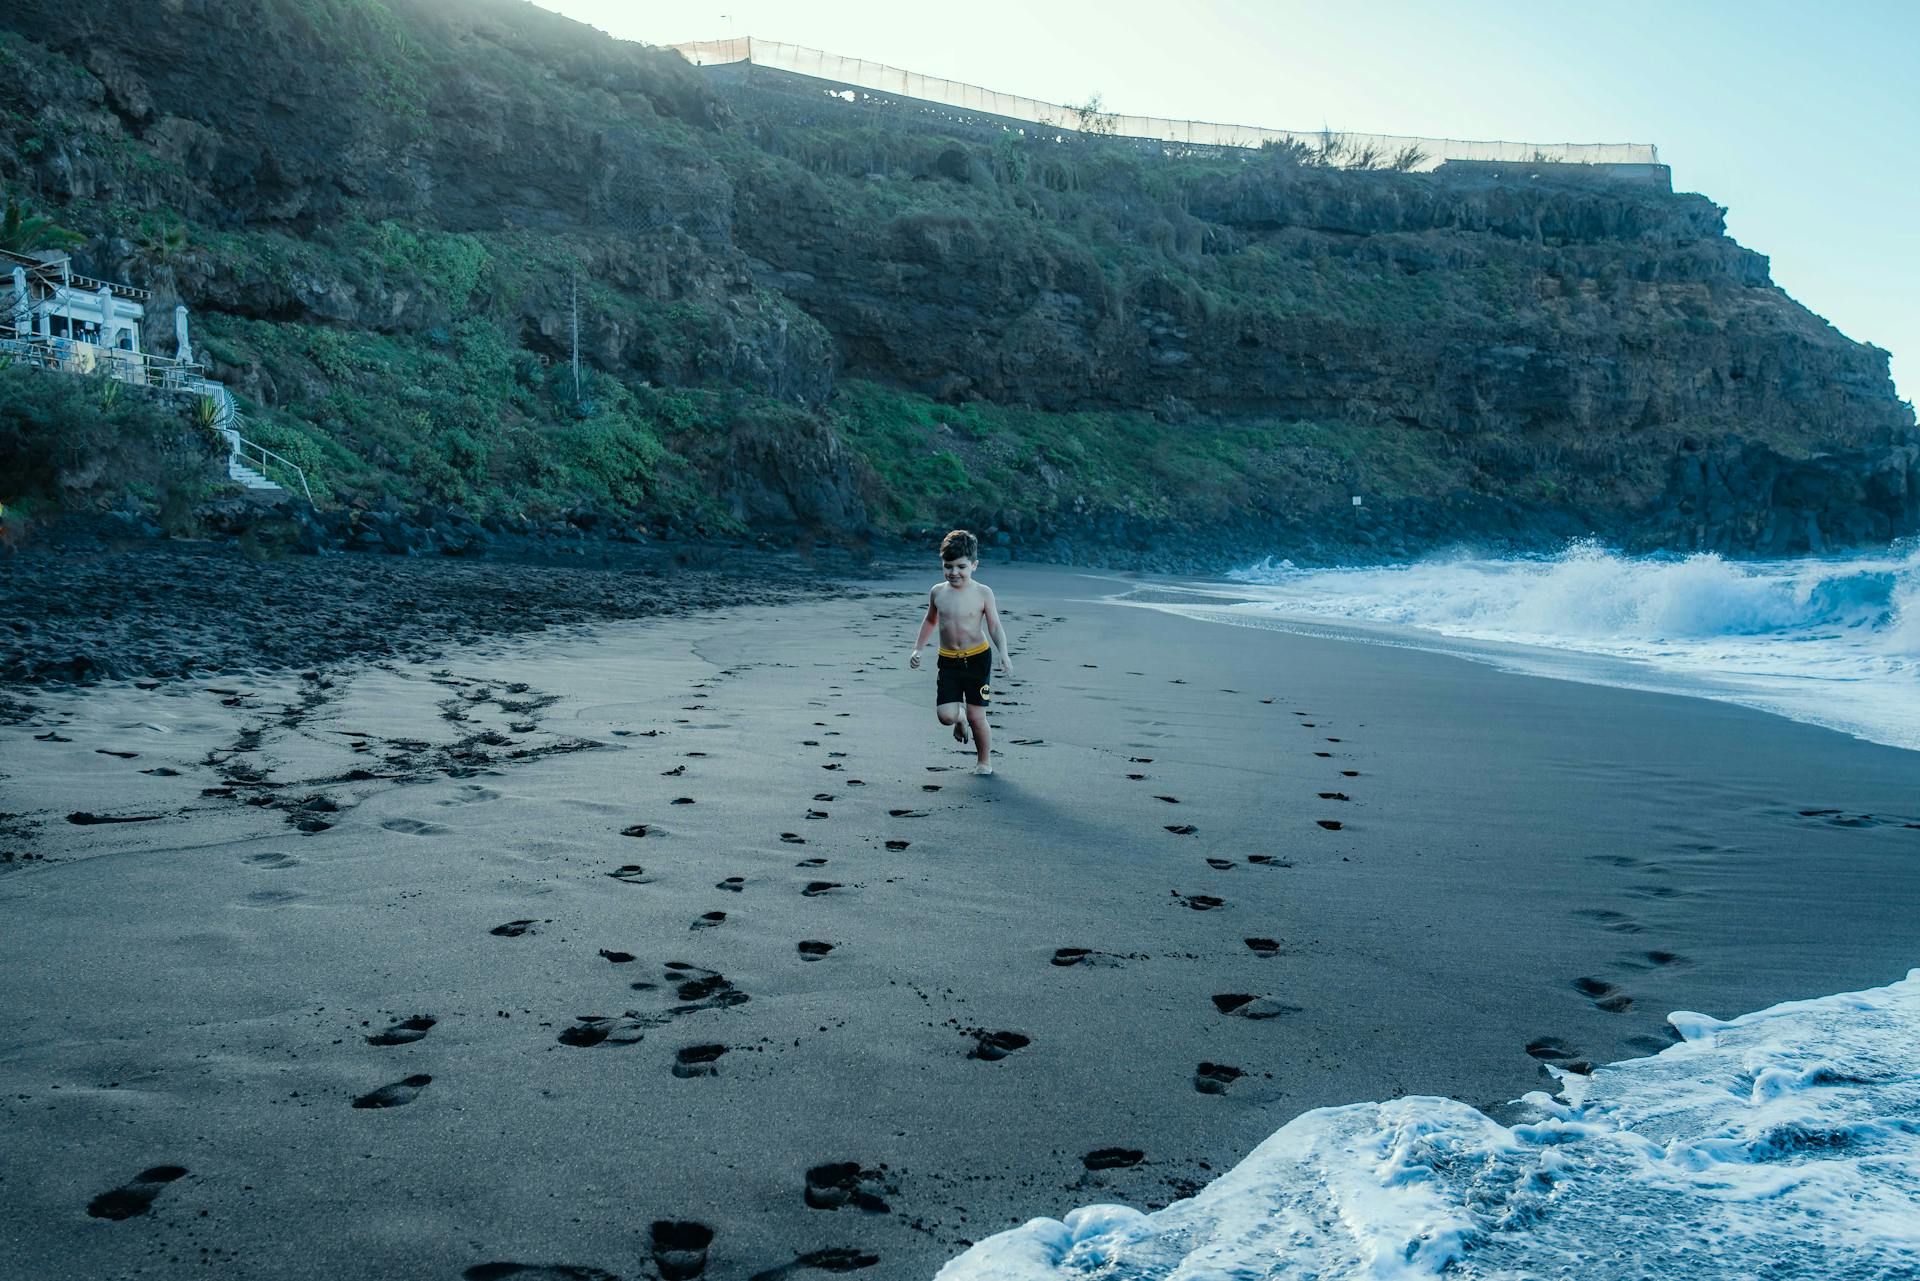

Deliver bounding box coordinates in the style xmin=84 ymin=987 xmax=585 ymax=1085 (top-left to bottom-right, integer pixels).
xmin=534 ymin=0 xmax=1916 ymax=403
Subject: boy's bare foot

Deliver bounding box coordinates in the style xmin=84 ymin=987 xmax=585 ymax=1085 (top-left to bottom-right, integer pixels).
xmin=953 ymin=721 xmax=968 ymax=744
xmin=973 ymin=762 xmax=993 ymax=776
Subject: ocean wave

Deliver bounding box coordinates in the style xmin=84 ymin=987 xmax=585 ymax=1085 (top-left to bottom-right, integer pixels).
xmin=1185 ymin=540 xmax=1920 ymax=749
xmin=936 ymin=970 xmax=1920 ymax=1280
xmin=1227 ymin=540 xmax=1916 ymax=646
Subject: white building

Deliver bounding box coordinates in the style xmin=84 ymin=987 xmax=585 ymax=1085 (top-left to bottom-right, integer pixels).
xmin=1 ymin=247 xmax=202 ymax=384
xmin=1 ymin=247 xmax=308 ymax=498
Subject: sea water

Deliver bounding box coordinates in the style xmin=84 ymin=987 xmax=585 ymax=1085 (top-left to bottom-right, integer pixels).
xmin=1122 ymin=540 xmax=1920 ymax=752
xmin=936 ymin=970 xmax=1920 ymax=1280
xmin=935 ymin=541 xmax=1920 ymax=1279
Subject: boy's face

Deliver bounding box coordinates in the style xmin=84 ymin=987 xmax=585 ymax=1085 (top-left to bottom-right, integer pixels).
xmin=942 ymin=557 xmax=976 ymax=588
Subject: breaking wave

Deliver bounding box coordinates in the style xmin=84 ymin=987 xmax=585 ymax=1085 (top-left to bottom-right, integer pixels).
xmin=1136 ymin=540 xmax=1920 ymax=750
xmin=937 ymin=970 xmax=1920 ymax=1280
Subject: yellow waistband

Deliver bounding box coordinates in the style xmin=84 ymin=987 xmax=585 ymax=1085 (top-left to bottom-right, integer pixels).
xmin=938 ymin=640 xmax=991 ymax=659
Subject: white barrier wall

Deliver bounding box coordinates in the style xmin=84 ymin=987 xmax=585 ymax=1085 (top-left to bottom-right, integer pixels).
xmin=668 ymin=38 xmax=1658 ymax=169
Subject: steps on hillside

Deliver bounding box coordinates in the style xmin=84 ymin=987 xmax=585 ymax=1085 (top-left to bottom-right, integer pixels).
xmin=227 ymin=457 xmax=284 ymax=492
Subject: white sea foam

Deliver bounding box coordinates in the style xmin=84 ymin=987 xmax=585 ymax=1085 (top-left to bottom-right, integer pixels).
xmin=936 ymin=970 xmax=1920 ymax=1280
xmin=1128 ymin=540 xmax=1920 ymax=750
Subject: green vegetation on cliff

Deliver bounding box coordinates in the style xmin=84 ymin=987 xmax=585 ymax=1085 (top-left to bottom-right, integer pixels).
xmin=0 ymin=0 xmax=1911 ymax=556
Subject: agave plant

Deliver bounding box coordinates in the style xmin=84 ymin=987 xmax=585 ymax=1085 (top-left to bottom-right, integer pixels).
xmin=192 ymin=394 xmax=222 ymax=430
xmin=0 ymin=186 xmax=84 ymax=253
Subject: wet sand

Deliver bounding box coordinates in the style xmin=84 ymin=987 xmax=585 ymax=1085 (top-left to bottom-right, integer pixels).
xmin=3 ymin=563 xmax=1916 ymax=1280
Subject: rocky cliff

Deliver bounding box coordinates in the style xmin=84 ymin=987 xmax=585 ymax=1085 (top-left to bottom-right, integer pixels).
xmin=1 ymin=0 xmax=1912 ymax=562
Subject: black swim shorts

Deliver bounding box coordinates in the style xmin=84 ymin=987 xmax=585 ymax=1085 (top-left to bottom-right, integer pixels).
xmin=936 ymin=645 xmax=993 ymax=707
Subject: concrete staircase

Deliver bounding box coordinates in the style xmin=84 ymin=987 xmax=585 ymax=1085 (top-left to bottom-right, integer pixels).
xmin=226 ymin=454 xmax=282 ymax=492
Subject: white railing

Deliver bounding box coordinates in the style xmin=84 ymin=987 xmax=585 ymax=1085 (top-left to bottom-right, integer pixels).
xmin=671 ymin=37 xmax=1660 ymax=169
xmin=0 ymin=331 xmax=206 ymax=390
xmin=197 ymin=382 xmax=313 ymax=503
xmin=2 ymin=329 xmax=313 ymax=503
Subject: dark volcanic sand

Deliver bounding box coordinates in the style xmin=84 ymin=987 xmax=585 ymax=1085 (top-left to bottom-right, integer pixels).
xmin=0 ymin=529 xmax=872 ymax=690
xmin=2 ymin=563 xmax=1917 ymax=1279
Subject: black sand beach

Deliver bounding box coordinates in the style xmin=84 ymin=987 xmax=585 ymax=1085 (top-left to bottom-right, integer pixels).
xmin=3 ymin=561 xmax=1917 ymax=1280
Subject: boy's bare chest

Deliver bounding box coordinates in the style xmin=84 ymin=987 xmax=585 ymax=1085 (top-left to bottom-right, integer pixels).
xmin=936 ymin=588 xmax=986 ymax=626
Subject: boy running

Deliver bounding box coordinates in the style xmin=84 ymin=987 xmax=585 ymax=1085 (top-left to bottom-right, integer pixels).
xmin=909 ymin=529 xmax=1013 ymax=775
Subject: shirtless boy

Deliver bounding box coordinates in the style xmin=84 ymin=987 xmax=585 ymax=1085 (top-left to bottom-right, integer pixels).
xmin=909 ymin=529 xmax=1013 ymax=775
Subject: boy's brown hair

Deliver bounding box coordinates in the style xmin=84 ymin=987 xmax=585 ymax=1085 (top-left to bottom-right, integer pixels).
xmin=939 ymin=528 xmax=979 ymax=562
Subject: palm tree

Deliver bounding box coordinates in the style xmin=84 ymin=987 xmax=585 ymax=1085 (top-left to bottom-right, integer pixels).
xmin=0 ymin=186 xmax=84 ymax=254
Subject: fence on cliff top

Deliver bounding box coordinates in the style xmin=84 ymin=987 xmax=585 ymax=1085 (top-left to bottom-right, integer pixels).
xmin=668 ymin=38 xmax=1659 ymax=170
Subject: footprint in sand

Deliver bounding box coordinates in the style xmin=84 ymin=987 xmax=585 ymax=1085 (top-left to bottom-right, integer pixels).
xmin=352 ymin=1074 xmax=432 ymax=1108
xmin=1317 ymin=792 xmax=1350 ymax=802
xmin=691 ymin=911 xmax=727 ymax=930
xmin=661 ymin=965 xmax=750 ymax=1012
xmin=968 ymin=1030 xmax=1031 ymax=1061
xmin=1524 ymin=1037 xmax=1591 ymax=1073
xmin=662 ymin=765 xmax=686 ymax=777
xmin=243 ymin=852 xmax=299 ymax=869
xmin=885 ymin=840 xmax=911 ymax=851
xmin=806 ymin=810 xmax=830 ymax=820
xmin=798 ymin=940 xmax=835 ymax=961
xmin=1572 ymin=976 xmax=1633 ymax=1013
xmin=671 ymin=797 xmax=696 ymax=806
xmin=1312 ymin=751 xmax=1332 ymax=758
xmin=1126 ymin=774 xmax=1147 ymax=781
xmin=1205 ymin=858 xmax=1236 ymax=870
xmin=87 ymin=1165 xmax=188 ymax=1220
xmin=1154 ymin=795 xmax=1180 ymax=804
xmin=781 ymin=832 xmax=807 ymax=844
xmin=557 ymin=1016 xmax=647 ymax=1048
xmin=141 ymin=767 xmax=181 ymax=776
xmin=672 ymin=1044 xmax=728 ymax=1078
xmin=795 ymin=857 xmax=828 ymax=868
xmin=651 ymin=1221 xmax=714 ymax=1281
xmin=490 ymin=919 xmax=541 ymax=937
xmin=607 ymin=865 xmax=653 ymax=885
xmin=600 ymin=950 xmax=637 ymax=964
xmin=1244 ymin=937 xmax=1281 ymax=956
xmin=1082 ymin=1148 xmax=1145 ymax=1170
xmin=1211 ymin=994 xmax=1301 ymax=1019
xmin=1193 ymin=1062 xmax=1245 ymax=1095
xmin=1315 ymin=820 xmax=1343 ymax=831
xmin=380 ymin=818 xmax=448 ymax=836
xmin=717 ymin=877 xmax=745 ymax=892
xmin=1051 ymin=947 xmax=1126 ymax=968
xmin=888 ymin=809 xmax=930 ymax=819
xmin=813 ymin=793 xmax=836 ymax=802
xmin=1165 ymin=824 xmax=1199 ymax=836
xmin=1173 ymin=892 xmax=1225 ymax=911
xmin=804 ymin=1161 xmax=891 ymax=1212
xmin=239 ymin=889 xmax=303 ymax=908
xmin=1247 ymin=855 xmax=1291 ymax=868
xmin=802 ymin=882 xmax=843 ymax=897
xmin=366 ymin=1015 xmax=436 ymax=1046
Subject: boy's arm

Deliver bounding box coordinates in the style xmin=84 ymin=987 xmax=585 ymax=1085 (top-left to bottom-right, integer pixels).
xmin=982 ymin=588 xmax=1013 ymax=674
xmin=910 ymin=590 xmax=938 ymax=668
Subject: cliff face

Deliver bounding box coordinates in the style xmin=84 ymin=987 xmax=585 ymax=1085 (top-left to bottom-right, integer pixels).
xmin=1 ymin=0 xmax=1912 ymax=560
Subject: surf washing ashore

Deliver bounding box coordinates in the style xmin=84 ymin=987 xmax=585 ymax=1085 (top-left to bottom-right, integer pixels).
xmin=3 ymin=563 xmax=1918 ymax=1280
xmin=1128 ymin=540 xmax=1920 ymax=752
